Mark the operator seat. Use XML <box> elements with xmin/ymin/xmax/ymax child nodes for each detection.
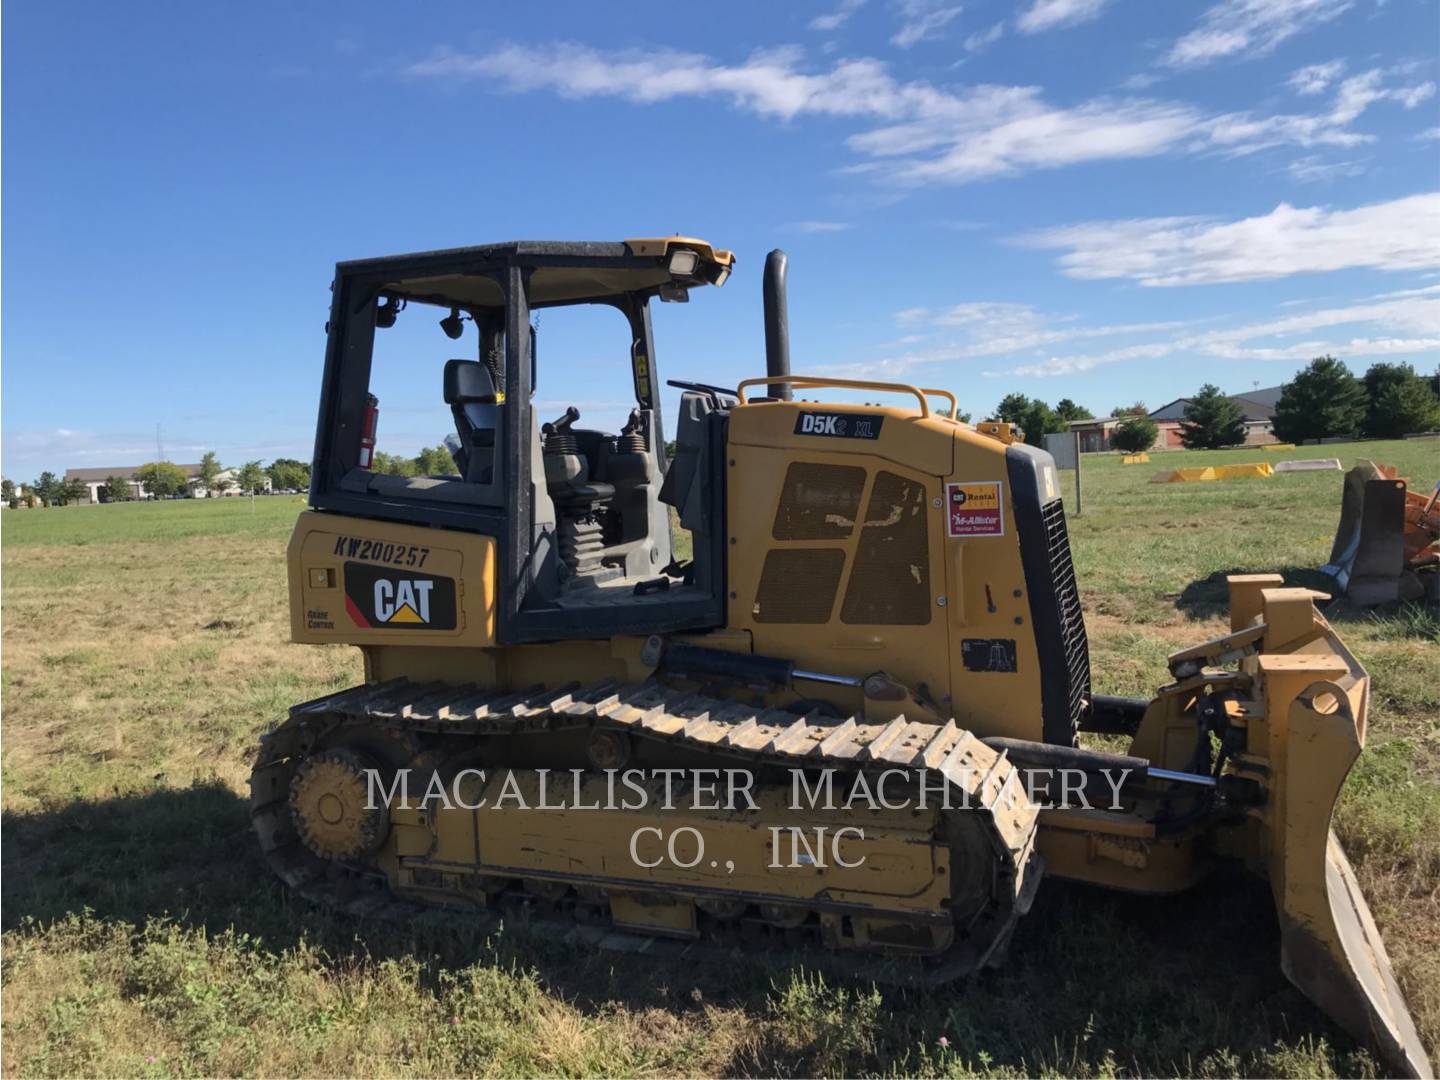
<box><xmin>444</xmin><ymin>359</ymin><xmax>501</xmax><ymax>484</ymax></box>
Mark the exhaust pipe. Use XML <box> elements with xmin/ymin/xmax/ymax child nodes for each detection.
<box><xmin>763</xmin><ymin>249</ymin><xmax>792</xmax><ymax>401</ymax></box>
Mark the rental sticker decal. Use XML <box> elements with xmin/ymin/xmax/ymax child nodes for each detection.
<box><xmin>946</xmin><ymin>481</ymin><xmax>1004</xmax><ymax>538</ymax></box>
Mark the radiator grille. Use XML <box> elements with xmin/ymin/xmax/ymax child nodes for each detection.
<box><xmin>753</xmin><ymin>548</ymin><xmax>846</xmax><ymax>623</ymax></box>
<box><xmin>772</xmin><ymin>462</ymin><xmax>866</xmax><ymax>540</ymax></box>
<box><xmin>841</xmin><ymin>471</ymin><xmax>931</xmax><ymax>625</ymax></box>
<box><xmin>1042</xmin><ymin>497</ymin><xmax>1091</xmax><ymax>734</ymax></box>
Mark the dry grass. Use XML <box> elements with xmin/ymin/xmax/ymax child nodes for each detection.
<box><xmin>2</xmin><ymin>441</ymin><xmax>1437</xmax><ymax>1078</ymax></box>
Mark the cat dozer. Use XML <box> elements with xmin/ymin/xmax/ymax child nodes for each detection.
<box><xmin>253</xmin><ymin>239</ymin><xmax>1430</xmax><ymax>1077</ymax></box>
<box><xmin>1321</xmin><ymin>461</ymin><xmax>1440</xmax><ymax>606</ymax></box>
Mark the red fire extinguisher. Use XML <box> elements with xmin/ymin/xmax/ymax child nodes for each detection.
<box><xmin>359</xmin><ymin>394</ymin><xmax>379</xmax><ymax>469</ymax></box>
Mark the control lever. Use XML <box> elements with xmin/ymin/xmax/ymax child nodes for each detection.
<box><xmin>542</xmin><ymin>406</ymin><xmax>580</xmax><ymax>437</ymax></box>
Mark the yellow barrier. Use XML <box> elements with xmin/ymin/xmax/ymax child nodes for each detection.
<box><xmin>1151</xmin><ymin>462</ymin><xmax>1274</xmax><ymax>483</ymax></box>
<box><xmin>1214</xmin><ymin>462</ymin><xmax>1274</xmax><ymax>479</ymax></box>
<box><xmin>1152</xmin><ymin>467</ymin><xmax>1216</xmax><ymax>483</ymax></box>
<box><xmin>1263</xmin><ymin>443</ymin><xmax>1296</xmax><ymax>451</ymax></box>
<box><xmin>1121</xmin><ymin>453</ymin><xmax>1150</xmax><ymax>464</ymax></box>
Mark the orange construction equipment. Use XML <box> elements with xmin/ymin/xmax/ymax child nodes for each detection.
<box><xmin>1321</xmin><ymin>461</ymin><xmax>1440</xmax><ymax>605</ymax></box>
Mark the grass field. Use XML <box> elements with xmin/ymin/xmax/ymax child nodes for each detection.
<box><xmin>3</xmin><ymin>441</ymin><xmax>1437</xmax><ymax>1078</ymax></box>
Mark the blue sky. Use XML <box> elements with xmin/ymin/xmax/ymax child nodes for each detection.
<box><xmin>4</xmin><ymin>0</ymin><xmax>1438</xmax><ymax>478</ymax></box>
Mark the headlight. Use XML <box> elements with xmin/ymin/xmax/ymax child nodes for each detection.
<box><xmin>667</xmin><ymin>249</ymin><xmax>699</xmax><ymax>276</ymax></box>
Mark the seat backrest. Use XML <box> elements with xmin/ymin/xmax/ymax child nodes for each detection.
<box><xmin>444</xmin><ymin>358</ymin><xmax>498</xmax><ymax>404</ymax></box>
<box><xmin>444</xmin><ymin>359</ymin><xmax>501</xmax><ymax>483</ymax></box>
<box><xmin>659</xmin><ymin>390</ymin><xmax>716</xmax><ymax>532</ymax></box>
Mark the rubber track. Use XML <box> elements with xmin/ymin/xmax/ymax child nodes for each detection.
<box><xmin>250</xmin><ymin>678</ymin><xmax>1044</xmax><ymax>982</ymax></box>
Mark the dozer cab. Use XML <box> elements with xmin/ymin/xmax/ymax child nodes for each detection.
<box><xmin>253</xmin><ymin>238</ymin><xmax>1430</xmax><ymax>1077</ymax></box>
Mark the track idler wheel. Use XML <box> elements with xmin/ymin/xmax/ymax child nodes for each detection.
<box><xmin>289</xmin><ymin>749</ymin><xmax>390</xmax><ymax>861</ymax></box>
<box><xmin>758</xmin><ymin>903</ymin><xmax>809</xmax><ymax>928</ymax></box>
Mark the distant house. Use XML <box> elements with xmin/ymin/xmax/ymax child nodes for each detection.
<box><xmin>1149</xmin><ymin>387</ymin><xmax>1281</xmax><ymax>448</ymax></box>
<box><xmin>61</xmin><ymin>464</ymin><xmax>273</xmax><ymax>503</ymax></box>
<box><xmin>1067</xmin><ymin>416</ymin><xmax>1122</xmax><ymax>453</ymax></box>
<box><xmin>63</xmin><ymin>464</ymin><xmax>204</xmax><ymax>504</ymax></box>
<box><xmin>1066</xmin><ymin>386</ymin><xmax>1283</xmax><ymax>453</ymax></box>
<box><xmin>208</xmin><ymin>467</ymin><xmax>272</xmax><ymax>496</ymax></box>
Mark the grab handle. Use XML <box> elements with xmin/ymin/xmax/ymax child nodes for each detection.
<box><xmin>736</xmin><ymin>374</ymin><xmax>933</xmax><ymax>419</ymax></box>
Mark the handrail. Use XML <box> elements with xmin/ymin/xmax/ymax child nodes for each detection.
<box><xmin>736</xmin><ymin>374</ymin><xmax>938</xmax><ymax>419</ymax></box>
<box><xmin>920</xmin><ymin>387</ymin><xmax>960</xmax><ymax>421</ymax></box>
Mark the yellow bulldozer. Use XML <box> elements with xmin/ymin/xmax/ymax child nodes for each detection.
<box><xmin>251</xmin><ymin>238</ymin><xmax>1430</xmax><ymax>1077</ymax></box>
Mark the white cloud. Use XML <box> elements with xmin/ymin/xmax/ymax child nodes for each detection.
<box><xmin>1286</xmin><ymin>154</ymin><xmax>1367</xmax><ymax>181</ymax></box>
<box><xmin>1287</xmin><ymin>58</ymin><xmax>1345</xmax><ymax>95</ymax></box>
<box><xmin>782</xmin><ymin>220</ymin><xmax>854</xmax><ymax>232</ymax></box>
<box><xmin>929</xmin><ymin>306</ymin><xmax>1192</xmax><ymax>356</ymax></box>
<box><xmin>1018</xmin><ymin>192</ymin><xmax>1440</xmax><ymax>285</ymax></box>
<box><xmin>404</xmin><ymin>44</ymin><xmax>1430</xmax><ymax>188</ymax></box>
<box><xmin>405</xmin><ymin>44</ymin><xmax>938</xmax><ymax>121</ymax></box>
<box><xmin>851</xmin><ymin>94</ymin><xmax>1204</xmax><ymax>184</ymax></box>
<box><xmin>1330</xmin><ymin>69</ymin><xmax>1434</xmax><ymax>123</ymax></box>
<box><xmin>811</xmin><ymin>0</ymin><xmax>866</xmax><ymax>32</ymax></box>
<box><xmin>964</xmin><ymin>20</ymin><xmax>1006</xmax><ymax>52</ymax></box>
<box><xmin>891</xmin><ymin>0</ymin><xmax>964</xmax><ymax>47</ymax></box>
<box><xmin>997</xmin><ymin>290</ymin><xmax>1440</xmax><ymax>375</ymax></box>
<box><xmin>1199</xmin><ymin>68</ymin><xmax>1434</xmax><ymax>157</ymax></box>
<box><xmin>1016</xmin><ymin>0</ymin><xmax>1111</xmax><ymax>34</ymax></box>
<box><xmin>1395</xmin><ymin>82</ymin><xmax>1437</xmax><ymax>109</ymax></box>
<box><xmin>1417</xmin><ymin>126</ymin><xmax>1440</xmax><ymax>141</ymax></box>
<box><xmin>1117</xmin><ymin>72</ymin><xmax>1162</xmax><ymax>91</ymax></box>
<box><xmin>825</xmin><ymin>287</ymin><xmax>1440</xmax><ymax>383</ymax></box>
<box><xmin>0</xmin><ymin>427</ymin><xmax>308</xmax><ymax>477</ymax></box>
<box><xmin>1164</xmin><ymin>0</ymin><xmax>1354</xmax><ymax>68</ymax></box>
<box><xmin>866</xmin><ymin>303</ymin><xmax>1199</xmax><ymax>376</ymax></box>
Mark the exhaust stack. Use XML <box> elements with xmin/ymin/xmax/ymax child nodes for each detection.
<box><xmin>763</xmin><ymin>249</ymin><xmax>792</xmax><ymax>401</ymax></box>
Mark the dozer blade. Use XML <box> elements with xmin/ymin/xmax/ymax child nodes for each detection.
<box><xmin>1320</xmin><ymin>462</ymin><xmax>1413</xmax><ymax>605</ymax></box>
<box><xmin>1280</xmin><ymin>831</ymin><xmax>1432</xmax><ymax>1079</ymax></box>
<box><xmin>1231</xmin><ymin>580</ymin><xmax>1432</xmax><ymax>1076</ymax></box>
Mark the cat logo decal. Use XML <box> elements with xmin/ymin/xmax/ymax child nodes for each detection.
<box><xmin>342</xmin><ymin>561</ymin><xmax>457</xmax><ymax>630</ymax></box>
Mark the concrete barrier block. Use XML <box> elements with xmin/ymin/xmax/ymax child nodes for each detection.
<box><xmin>1274</xmin><ymin>458</ymin><xmax>1342</xmax><ymax>473</ymax></box>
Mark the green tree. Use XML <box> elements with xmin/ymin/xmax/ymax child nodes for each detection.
<box><xmin>34</xmin><ymin>471</ymin><xmax>60</xmax><ymax>505</ymax></box>
<box><xmin>58</xmin><ymin>477</ymin><xmax>88</xmax><ymax>505</ymax></box>
<box><xmin>1111</xmin><ymin>416</ymin><xmax>1159</xmax><ymax>453</ymax></box>
<box><xmin>1110</xmin><ymin>402</ymin><xmax>1147</xmax><ymax>418</ymax></box>
<box><xmin>994</xmin><ymin>393</ymin><xmax>1031</xmax><ymax>425</ymax></box>
<box><xmin>1179</xmin><ymin>384</ymin><xmax>1247</xmax><ymax>449</ymax></box>
<box><xmin>236</xmin><ymin>460</ymin><xmax>268</xmax><ymax>494</ymax></box>
<box><xmin>371</xmin><ymin>451</ymin><xmax>418</xmax><ymax>477</ymax></box>
<box><xmin>1</xmin><ymin>478</ymin><xmax>14</xmax><ymax>505</ymax></box>
<box><xmin>1361</xmin><ymin>362</ymin><xmax>1440</xmax><ymax>438</ymax></box>
<box><xmin>993</xmin><ymin>393</ymin><xmax>1065</xmax><ymax>447</ymax></box>
<box><xmin>1272</xmin><ymin>356</ymin><xmax>1367</xmax><ymax>444</ymax></box>
<box><xmin>134</xmin><ymin>461</ymin><xmax>190</xmax><ymax>499</ymax></box>
<box><xmin>266</xmin><ymin>457</ymin><xmax>310</xmax><ymax>491</ymax></box>
<box><xmin>103</xmin><ymin>475</ymin><xmax>132</xmax><ymax>503</ymax></box>
<box><xmin>1055</xmin><ymin>398</ymin><xmax>1094</xmax><ymax>422</ymax></box>
<box><xmin>197</xmin><ymin>451</ymin><xmax>221</xmax><ymax>493</ymax></box>
<box><xmin>415</xmin><ymin>444</ymin><xmax>460</xmax><ymax>476</ymax></box>
<box><xmin>1020</xmin><ymin>400</ymin><xmax>1065</xmax><ymax>448</ymax></box>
